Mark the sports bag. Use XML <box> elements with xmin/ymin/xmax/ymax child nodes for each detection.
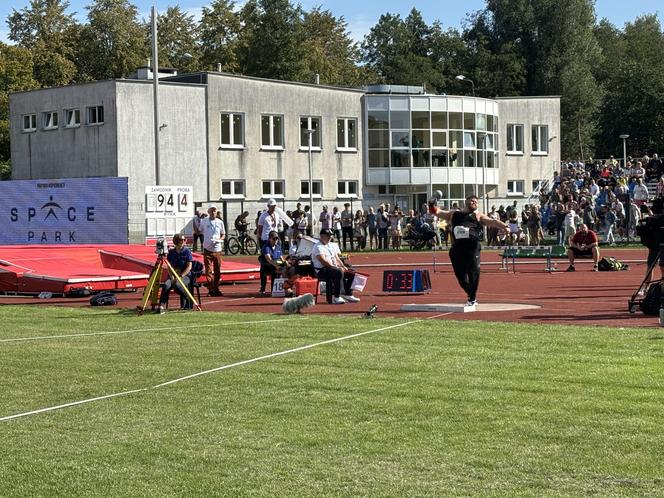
<box><xmin>597</xmin><ymin>256</ymin><xmax>628</xmax><ymax>271</ymax></box>
<box><xmin>90</xmin><ymin>292</ymin><xmax>118</xmax><ymax>306</ymax></box>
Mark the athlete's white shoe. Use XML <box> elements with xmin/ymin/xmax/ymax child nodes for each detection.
<box><xmin>332</xmin><ymin>296</ymin><xmax>346</xmax><ymax>304</ymax></box>
<box><xmin>342</xmin><ymin>295</ymin><xmax>360</xmax><ymax>303</ymax></box>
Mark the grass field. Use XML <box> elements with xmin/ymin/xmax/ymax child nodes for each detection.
<box><xmin>1</xmin><ymin>306</ymin><xmax>664</xmax><ymax>497</ymax></box>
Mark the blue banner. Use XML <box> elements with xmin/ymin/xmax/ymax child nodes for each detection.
<box><xmin>2</xmin><ymin>177</ymin><xmax>128</xmax><ymax>244</ymax></box>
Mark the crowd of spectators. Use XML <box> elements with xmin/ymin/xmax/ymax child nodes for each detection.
<box><xmin>192</xmin><ymin>152</ymin><xmax>662</xmax><ymax>253</ymax></box>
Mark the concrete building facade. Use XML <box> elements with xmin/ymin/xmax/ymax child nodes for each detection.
<box><xmin>9</xmin><ymin>72</ymin><xmax>560</xmax><ymax>241</ymax></box>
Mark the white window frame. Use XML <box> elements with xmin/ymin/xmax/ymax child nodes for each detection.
<box><xmin>338</xmin><ymin>180</ymin><xmax>359</xmax><ymax>198</ymax></box>
<box><xmin>64</xmin><ymin>108</ymin><xmax>81</xmax><ymax>128</ymax></box>
<box><xmin>22</xmin><ymin>113</ymin><xmax>37</xmax><ymax>132</ymax></box>
<box><xmin>42</xmin><ymin>110</ymin><xmax>58</xmax><ymax>130</ymax></box>
<box><xmin>531</xmin><ymin>124</ymin><xmax>549</xmax><ymax>155</ymax></box>
<box><xmin>220</xmin><ymin>112</ymin><xmax>244</xmax><ymax>149</ymax></box>
<box><xmin>299</xmin><ymin>116</ymin><xmax>322</xmax><ymax>151</ymax></box>
<box><xmin>262</xmin><ymin>180</ymin><xmax>285</xmax><ymax>199</ymax></box>
<box><xmin>87</xmin><ymin>105</ymin><xmax>104</xmax><ymax>125</ymax></box>
<box><xmin>506</xmin><ymin>124</ymin><xmax>524</xmax><ymax>155</ymax></box>
<box><xmin>336</xmin><ymin>117</ymin><xmax>357</xmax><ymax>151</ymax></box>
<box><xmin>220</xmin><ymin>180</ymin><xmax>245</xmax><ymax>199</ymax></box>
<box><xmin>507</xmin><ymin>180</ymin><xmax>525</xmax><ymax>196</ymax></box>
<box><xmin>300</xmin><ymin>180</ymin><xmax>323</xmax><ymax>198</ymax></box>
<box><xmin>261</xmin><ymin>114</ymin><xmax>284</xmax><ymax>150</ymax></box>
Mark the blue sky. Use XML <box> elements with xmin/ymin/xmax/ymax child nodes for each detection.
<box><xmin>1</xmin><ymin>0</ymin><xmax>662</xmax><ymax>44</ymax></box>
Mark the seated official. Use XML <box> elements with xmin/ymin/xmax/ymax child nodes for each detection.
<box><xmin>158</xmin><ymin>233</ymin><xmax>193</xmax><ymax>313</ymax></box>
<box><xmin>259</xmin><ymin>230</ymin><xmax>286</xmax><ymax>296</ymax></box>
<box><xmin>311</xmin><ymin>228</ymin><xmax>360</xmax><ymax>305</ymax></box>
<box><xmin>567</xmin><ymin>223</ymin><xmax>600</xmax><ymax>272</ymax></box>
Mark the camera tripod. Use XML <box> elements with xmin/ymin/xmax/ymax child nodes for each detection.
<box><xmin>137</xmin><ymin>253</ymin><xmax>201</xmax><ymax>315</ymax></box>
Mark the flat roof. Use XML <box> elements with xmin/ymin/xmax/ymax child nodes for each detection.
<box><xmin>9</xmin><ymin>78</ymin><xmax>206</xmax><ymax>97</ymax></box>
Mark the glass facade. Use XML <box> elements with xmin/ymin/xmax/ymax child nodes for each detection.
<box><xmin>366</xmin><ymin>96</ymin><xmax>499</xmax><ymax>170</ymax></box>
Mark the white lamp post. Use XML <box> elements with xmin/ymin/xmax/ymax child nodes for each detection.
<box><xmin>151</xmin><ymin>6</ymin><xmax>160</xmax><ymax>185</ymax></box>
<box><xmin>455</xmin><ymin>74</ymin><xmax>475</xmax><ymax>96</ymax></box>
<box><xmin>619</xmin><ymin>134</ymin><xmax>629</xmax><ymax>168</ymax></box>
<box><xmin>304</xmin><ymin>128</ymin><xmax>315</xmax><ymax>234</ymax></box>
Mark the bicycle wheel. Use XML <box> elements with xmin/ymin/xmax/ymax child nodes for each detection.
<box><xmin>244</xmin><ymin>237</ymin><xmax>258</xmax><ymax>255</ymax></box>
<box><xmin>227</xmin><ymin>237</ymin><xmax>241</xmax><ymax>255</ymax></box>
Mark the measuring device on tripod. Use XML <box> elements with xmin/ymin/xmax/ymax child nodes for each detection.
<box><xmin>137</xmin><ymin>238</ymin><xmax>201</xmax><ymax>315</ymax></box>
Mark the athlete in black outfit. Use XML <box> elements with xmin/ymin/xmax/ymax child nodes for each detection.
<box><xmin>432</xmin><ymin>195</ymin><xmax>508</xmax><ymax>306</ymax></box>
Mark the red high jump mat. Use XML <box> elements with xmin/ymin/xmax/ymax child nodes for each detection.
<box><xmin>0</xmin><ymin>245</ymin><xmax>259</xmax><ymax>295</ymax></box>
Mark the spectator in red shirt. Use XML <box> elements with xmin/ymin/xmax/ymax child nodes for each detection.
<box><xmin>566</xmin><ymin>224</ymin><xmax>600</xmax><ymax>272</ymax></box>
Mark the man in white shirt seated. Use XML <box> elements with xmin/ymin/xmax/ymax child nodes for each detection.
<box><xmin>311</xmin><ymin>228</ymin><xmax>360</xmax><ymax>304</ymax></box>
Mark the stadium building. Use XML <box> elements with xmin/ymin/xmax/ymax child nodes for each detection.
<box><xmin>9</xmin><ymin>70</ymin><xmax>560</xmax><ymax>242</ymax></box>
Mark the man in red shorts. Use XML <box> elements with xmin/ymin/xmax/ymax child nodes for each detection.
<box><xmin>567</xmin><ymin>223</ymin><xmax>600</xmax><ymax>271</ymax></box>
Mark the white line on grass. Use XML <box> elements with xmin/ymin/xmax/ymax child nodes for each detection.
<box><xmin>0</xmin><ymin>317</ymin><xmax>303</xmax><ymax>344</ymax></box>
<box><xmin>0</xmin><ymin>312</ymin><xmax>450</xmax><ymax>422</ymax></box>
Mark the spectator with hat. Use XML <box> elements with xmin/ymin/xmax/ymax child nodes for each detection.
<box><xmin>340</xmin><ymin>202</ymin><xmax>354</xmax><ymax>251</ymax></box>
<box><xmin>257</xmin><ymin>198</ymin><xmax>287</xmax><ymax>249</ymax></box>
<box><xmin>312</xmin><ymin>228</ymin><xmax>360</xmax><ymax>304</ymax></box>
<box><xmin>201</xmin><ymin>205</ymin><xmax>225</xmax><ymax>296</ymax></box>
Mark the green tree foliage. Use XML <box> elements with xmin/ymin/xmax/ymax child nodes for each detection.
<box><xmin>301</xmin><ymin>7</ymin><xmax>366</xmax><ymax>87</ymax></box>
<box><xmin>151</xmin><ymin>6</ymin><xmax>201</xmax><ymax>73</ymax></box>
<box><xmin>75</xmin><ymin>0</ymin><xmax>147</xmax><ymax>81</ymax></box>
<box><xmin>0</xmin><ymin>43</ymin><xmax>39</xmax><ymax>178</ymax></box>
<box><xmin>362</xmin><ymin>9</ymin><xmax>442</xmax><ymax>89</ymax></box>
<box><xmin>465</xmin><ymin>0</ymin><xmax>603</xmax><ymax>158</ymax></box>
<box><xmin>199</xmin><ymin>0</ymin><xmax>241</xmax><ymax>72</ymax></box>
<box><xmin>594</xmin><ymin>15</ymin><xmax>664</xmax><ymax>157</ymax></box>
<box><xmin>7</xmin><ymin>0</ymin><xmax>78</xmax><ymax>87</ymax></box>
<box><xmin>237</xmin><ymin>0</ymin><xmax>308</xmax><ymax>81</ymax></box>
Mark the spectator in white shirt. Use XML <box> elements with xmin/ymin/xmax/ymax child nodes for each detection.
<box><xmin>312</xmin><ymin>229</ymin><xmax>360</xmax><ymax>305</ymax></box>
<box><xmin>201</xmin><ymin>205</ymin><xmax>226</xmax><ymax>296</ymax></box>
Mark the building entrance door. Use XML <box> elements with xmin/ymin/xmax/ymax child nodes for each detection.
<box><xmin>395</xmin><ymin>195</ymin><xmax>410</xmax><ymax>212</ymax></box>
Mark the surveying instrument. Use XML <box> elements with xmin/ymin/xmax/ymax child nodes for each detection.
<box><xmin>137</xmin><ymin>237</ymin><xmax>201</xmax><ymax>315</ymax></box>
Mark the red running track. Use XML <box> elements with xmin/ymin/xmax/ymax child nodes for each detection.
<box><xmin>1</xmin><ymin>247</ymin><xmax>659</xmax><ymax>329</ymax></box>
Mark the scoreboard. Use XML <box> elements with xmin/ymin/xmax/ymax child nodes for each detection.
<box><xmin>382</xmin><ymin>270</ymin><xmax>432</xmax><ymax>293</ymax></box>
<box><xmin>145</xmin><ymin>186</ymin><xmax>193</xmax><ymax>238</ymax></box>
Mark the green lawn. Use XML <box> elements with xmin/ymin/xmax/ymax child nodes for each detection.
<box><xmin>1</xmin><ymin>306</ymin><xmax>663</xmax><ymax>496</ymax></box>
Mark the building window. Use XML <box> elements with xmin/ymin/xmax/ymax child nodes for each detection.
<box><xmin>338</xmin><ymin>180</ymin><xmax>358</xmax><ymax>197</ymax></box>
<box><xmin>22</xmin><ymin>114</ymin><xmax>36</xmax><ymax>132</ymax></box>
<box><xmin>507</xmin><ymin>180</ymin><xmax>525</xmax><ymax>196</ymax></box>
<box><xmin>42</xmin><ymin>111</ymin><xmax>58</xmax><ymax>130</ymax></box>
<box><xmin>64</xmin><ymin>108</ymin><xmax>81</xmax><ymax>128</ymax></box>
<box><xmin>221</xmin><ymin>180</ymin><xmax>245</xmax><ymax>198</ymax></box>
<box><xmin>87</xmin><ymin>105</ymin><xmax>104</xmax><ymax>125</ymax></box>
<box><xmin>507</xmin><ymin>124</ymin><xmax>524</xmax><ymax>154</ymax></box>
<box><xmin>378</xmin><ymin>184</ymin><xmax>396</xmax><ymax>194</ymax></box>
<box><xmin>300</xmin><ymin>180</ymin><xmax>322</xmax><ymax>197</ymax></box>
<box><xmin>532</xmin><ymin>180</ymin><xmax>545</xmax><ymax>193</ymax></box>
<box><xmin>300</xmin><ymin>116</ymin><xmax>321</xmax><ymax>149</ymax></box>
<box><xmin>336</xmin><ymin>118</ymin><xmax>357</xmax><ymax>150</ymax></box>
<box><xmin>261</xmin><ymin>114</ymin><xmax>284</xmax><ymax>149</ymax></box>
<box><xmin>532</xmin><ymin>124</ymin><xmax>549</xmax><ymax>154</ymax></box>
<box><xmin>220</xmin><ymin>112</ymin><xmax>243</xmax><ymax>147</ymax></box>
<box><xmin>262</xmin><ymin>180</ymin><xmax>285</xmax><ymax>198</ymax></box>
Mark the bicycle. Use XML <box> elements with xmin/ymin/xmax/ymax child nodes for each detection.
<box><xmin>226</xmin><ymin>230</ymin><xmax>258</xmax><ymax>255</ymax></box>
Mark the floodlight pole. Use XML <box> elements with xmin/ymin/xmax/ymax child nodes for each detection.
<box><xmin>619</xmin><ymin>134</ymin><xmax>630</xmax><ymax>244</ymax></box>
<box><xmin>151</xmin><ymin>6</ymin><xmax>160</xmax><ymax>185</ymax></box>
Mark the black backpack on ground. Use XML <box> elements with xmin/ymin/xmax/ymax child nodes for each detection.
<box><xmin>640</xmin><ymin>282</ymin><xmax>662</xmax><ymax>316</ymax></box>
<box><xmin>90</xmin><ymin>292</ymin><xmax>117</xmax><ymax>306</ymax></box>
<box><xmin>597</xmin><ymin>257</ymin><xmax>629</xmax><ymax>271</ymax></box>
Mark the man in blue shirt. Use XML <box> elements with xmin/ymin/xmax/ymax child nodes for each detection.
<box><xmin>259</xmin><ymin>230</ymin><xmax>285</xmax><ymax>296</ymax></box>
<box><xmin>158</xmin><ymin>233</ymin><xmax>193</xmax><ymax>313</ymax></box>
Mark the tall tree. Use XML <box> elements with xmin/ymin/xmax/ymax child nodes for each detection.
<box><xmin>199</xmin><ymin>0</ymin><xmax>241</xmax><ymax>72</ymax></box>
<box><xmin>75</xmin><ymin>0</ymin><xmax>147</xmax><ymax>81</ymax></box>
<box><xmin>595</xmin><ymin>15</ymin><xmax>664</xmax><ymax>157</ymax></box>
<box><xmin>7</xmin><ymin>0</ymin><xmax>78</xmax><ymax>87</ymax></box>
<box><xmin>465</xmin><ymin>0</ymin><xmax>603</xmax><ymax>158</ymax></box>
<box><xmin>301</xmin><ymin>7</ymin><xmax>365</xmax><ymax>86</ymax></box>
<box><xmin>152</xmin><ymin>6</ymin><xmax>201</xmax><ymax>72</ymax></box>
<box><xmin>237</xmin><ymin>0</ymin><xmax>308</xmax><ymax>81</ymax></box>
<box><xmin>0</xmin><ymin>43</ymin><xmax>39</xmax><ymax>179</ymax></box>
